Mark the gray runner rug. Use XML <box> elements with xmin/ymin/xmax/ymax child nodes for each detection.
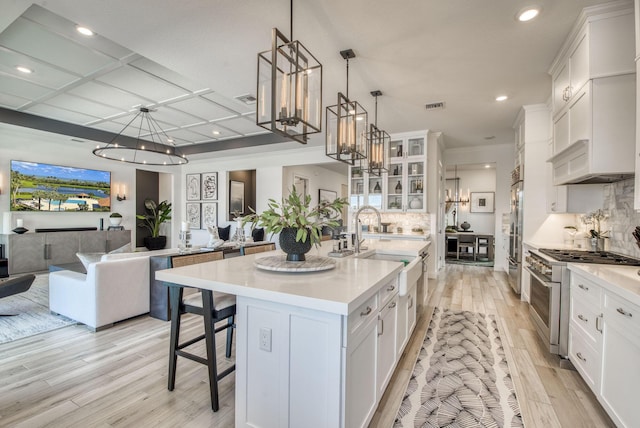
<box><xmin>394</xmin><ymin>307</ymin><xmax>523</xmax><ymax>427</ymax></box>
<box><xmin>0</xmin><ymin>273</ymin><xmax>75</xmax><ymax>344</ymax></box>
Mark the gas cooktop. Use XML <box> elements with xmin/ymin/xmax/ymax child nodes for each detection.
<box><xmin>538</xmin><ymin>248</ymin><xmax>640</xmax><ymax>266</ymax></box>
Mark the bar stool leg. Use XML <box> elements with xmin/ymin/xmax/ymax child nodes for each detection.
<box><xmin>168</xmin><ymin>286</ymin><xmax>183</xmax><ymax>391</ymax></box>
<box><xmin>226</xmin><ymin>315</ymin><xmax>234</xmax><ymax>358</ymax></box>
<box><xmin>202</xmin><ymin>290</ymin><xmax>220</xmax><ymax>411</ymax></box>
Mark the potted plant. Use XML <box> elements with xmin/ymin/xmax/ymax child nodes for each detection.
<box><xmin>243</xmin><ymin>186</ymin><xmax>347</xmax><ymax>261</ymax></box>
<box><xmin>109</xmin><ymin>212</ymin><xmax>123</xmax><ymax>226</ymax></box>
<box><xmin>136</xmin><ymin>199</ymin><xmax>172</xmax><ymax>250</ymax></box>
<box><xmin>581</xmin><ymin>209</ymin><xmax>608</xmax><ymax>251</ymax></box>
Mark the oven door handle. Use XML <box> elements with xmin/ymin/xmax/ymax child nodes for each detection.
<box><xmin>524</xmin><ymin>265</ymin><xmax>555</xmax><ymax>287</ymax></box>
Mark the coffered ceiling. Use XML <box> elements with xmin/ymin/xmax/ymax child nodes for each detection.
<box><xmin>0</xmin><ymin>0</ymin><xmax>612</xmax><ymax>156</ymax></box>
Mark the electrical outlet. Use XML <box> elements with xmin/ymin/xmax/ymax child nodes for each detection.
<box><xmin>259</xmin><ymin>327</ymin><xmax>272</xmax><ymax>352</ymax></box>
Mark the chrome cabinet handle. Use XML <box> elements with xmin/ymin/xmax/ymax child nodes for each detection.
<box><xmin>576</xmin><ymin>352</ymin><xmax>586</xmax><ymax>362</ymax></box>
<box><xmin>378</xmin><ymin>317</ymin><xmax>384</xmax><ymax>336</ymax></box>
<box><xmin>596</xmin><ymin>314</ymin><xmax>603</xmax><ymax>333</ymax></box>
<box><xmin>408</xmin><ymin>296</ymin><xmax>413</xmax><ymax>309</ymax></box>
<box><xmin>578</xmin><ymin>284</ymin><xmax>589</xmax><ymax>291</ymax></box>
<box><xmin>360</xmin><ymin>306</ymin><xmax>372</xmax><ymax>317</ymax></box>
<box><xmin>617</xmin><ymin>308</ymin><xmax>633</xmax><ymax>318</ymax></box>
<box><xmin>577</xmin><ymin>314</ymin><xmax>588</xmax><ymax>323</ymax></box>
<box><xmin>388</xmin><ymin>301</ymin><xmax>396</xmax><ymax>309</ymax></box>
<box><xmin>387</xmin><ymin>285</ymin><xmax>395</xmax><ymax>292</ymax></box>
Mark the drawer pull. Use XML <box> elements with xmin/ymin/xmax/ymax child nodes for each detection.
<box><xmin>387</xmin><ymin>285</ymin><xmax>396</xmax><ymax>292</ymax></box>
<box><xmin>578</xmin><ymin>284</ymin><xmax>589</xmax><ymax>291</ymax></box>
<box><xmin>577</xmin><ymin>314</ymin><xmax>588</xmax><ymax>323</ymax></box>
<box><xmin>596</xmin><ymin>314</ymin><xmax>603</xmax><ymax>333</ymax></box>
<box><xmin>576</xmin><ymin>352</ymin><xmax>586</xmax><ymax>362</ymax></box>
<box><xmin>616</xmin><ymin>308</ymin><xmax>633</xmax><ymax>318</ymax></box>
<box><xmin>388</xmin><ymin>301</ymin><xmax>397</xmax><ymax>309</ymax></box>
<box><xmin>378</xmin><ymin>317</ymin><xmax>384</xmax><ymax>336</ymax></box>
<box><xmin>408</xmin><ymin>296</ymin><xmax>413</xmax><ymax>309</ymax></box>
<box><xmin>360</xmin><ymin>306</ymin><xmax>372</xmax><ymax>317</ymax></box>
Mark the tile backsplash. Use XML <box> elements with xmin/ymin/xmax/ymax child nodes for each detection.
<box><xmin>603</xmin><ymin>178</ymin><xmax>640</xmax><ymax>258</ymax></box>
<box><xmin>352</xmin><ymin>212</ymin><xmax>430</xmax><ymax>234</ymax></box>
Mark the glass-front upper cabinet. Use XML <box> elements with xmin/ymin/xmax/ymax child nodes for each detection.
<box><xmin>349</xmin><ymin>166</ymin><xmax>365</xmax><ymax>211</ymax></box>
<box><xmin>385</xmin><ymin>133</ymin><xmax>427</xmax><ymax>212</ymax></box>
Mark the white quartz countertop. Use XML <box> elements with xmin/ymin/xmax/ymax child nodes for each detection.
<box><xmin>155</xmin><ymin>240</ymin><xmax>429</xmax><ymax>316</ymax></box>
<box><xmin>568</xmin><ymin>263</ymin><xmax>640</xmax><ymax>307</ymax></box>
<box><xmin>362</xmin><ymin>232</ymin><xmax>429</xmax><ymax>240</ymax></box>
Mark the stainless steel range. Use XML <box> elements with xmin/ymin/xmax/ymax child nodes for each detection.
<box><xmin>524</xmin><ymin>249</ymin><xmax>640</xmax><ymax>358</ymax></box>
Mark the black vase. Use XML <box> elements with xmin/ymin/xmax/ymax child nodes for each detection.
<box><xmin>144</xmin><ymin>236</ymin><xmax>167</xmax><ymax>250</ymax></box>
<box><xmin>279</xmin><ymin>227</ymin><xmax>312</xmax><ymax>262</ymax></box>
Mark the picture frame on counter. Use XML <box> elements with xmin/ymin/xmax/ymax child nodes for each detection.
<box><xmin>470</xmin><ymin>191</ymin><xmax>495</xmax><ymax>213</ymax></box>
<box><xmin>186</xmin><ymin>173</ymin><xmax>201</xmax><ymax>201</ymax></box>
<box><xmin>186</xmin><ymin>202</ymin><xmax>201</xmax><ymax>229</ymax></box>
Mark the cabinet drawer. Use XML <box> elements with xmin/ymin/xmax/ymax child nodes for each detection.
<box><xmin>569</xmin><ymin>328</ymin><xmax>600</xmax><ymax>392</ymax></box>
<box><xmin>378</xmin><ymin>279</ymin><xmax>398</xmax><ymax>307</ymax></box>
<box><xmin>604</xmin><ymin>292</ymin><xmax>640</xmax><ymax>339</ymax></box>
<box><xmin>348</xmin><ymin>294</ymin><xmax>378</xmax><ymax>337</ymax></box>
<box><xmin>571</xmin><ymin>273</ymin><xmax>601</xmax><ymax>308</ymax></box>
<box><xmin>570</xmin><ymin>295</ymin><xmax>601</xmax><ymax>346</ymax></box>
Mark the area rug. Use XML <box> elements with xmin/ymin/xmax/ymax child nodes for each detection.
<box><xmin>394</xmin><ymin>307</ymin><xmax>522</xmax><ymax>427</ymax></box>
<box><xmin>0</xmin><ymin>273</ymin><xmax>76</xmax><ymax>344</ymax></box>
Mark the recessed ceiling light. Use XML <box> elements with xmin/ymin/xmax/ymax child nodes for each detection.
<box><xmin>485</xmin><ymin>164</ymin><xmax>491</xmax><ymax>168</ymax></box>
<box><xmin>518</xmin><ymin>7</ymin><xmax>540</xmax><ymax>22</ymax></box>
<box><xmin>495</xmin><ymin>95</ymin><xmax>508</xmax><ymax>102</ymax></box>
<box><xmin>16</xmin><ymin>66</ymin><xmax>33</xmax><ymax>74</ymax></box>
<box><xmin>76</xmin><ymin>26</ymin><xmax>94</xmax><ymax>36</ymax></box>
<box><xmin>212</xmin><ymin>130</ymin><xmax>221</xmax><ymax>135</ymax></box>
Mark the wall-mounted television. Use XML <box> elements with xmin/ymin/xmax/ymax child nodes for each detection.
<box><xmin>10</xmin><ymin>160</ymin><xmax>111</xmax><ymax>212</ymax></box>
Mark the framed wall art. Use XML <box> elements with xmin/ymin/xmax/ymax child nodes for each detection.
<box><xmin>186</xmin><ymin>173</ymin><xmax>201</xmax><ymax>201</ymax></box>
<box><xmin>201</xmin><ymin>202</ymin><xmax>218</xmax><ymax>228</ymax></box>
<box><xmin>186</xmin><ymin>202</ymin><xmax>201</xmax><ymax>229</ymax></box>
<box><xmin>229</xmin><ymin>180</ymin><xmax>245</xmax><ymax>217</ymax></box>
<box><xmin>319</xmin><ymin>189</ymin><xmax>337</xmax><ymax>203</ymax></box>
<box><xmin>202</xmin><ymin>172</ymin><xmax>218</xmax><ymax>200</ymax></box>
<box><xmin>470</xmin><ymin>191</ymin><xmax>495</xmax><ymax>213</ymax></box>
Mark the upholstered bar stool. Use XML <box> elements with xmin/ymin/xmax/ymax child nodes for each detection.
<box><xmin>166</xmin><ymin>252</ymin><xmax>236</xmax><ymax>412</ymax></box>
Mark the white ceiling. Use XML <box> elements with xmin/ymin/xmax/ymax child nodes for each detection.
<box><xmin>0</xmin><ymin>0</ymin><xmax>613</xmax><ymax>156</ymax></box>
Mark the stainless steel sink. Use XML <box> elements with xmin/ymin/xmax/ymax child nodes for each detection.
<box><xmin>357</xmin><ymin>251</ymin><xmax>422</xmax><ymax>296</ymax></box>
<box><xmin>359</xmin><ymin>253</ymin><xmax>412</xmax><ymax>264</ymax></box>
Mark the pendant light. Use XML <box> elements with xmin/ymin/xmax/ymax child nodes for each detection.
<box><xmin>325</xmin><ymin>49</ymin><xmax>368</xmax><ymax>165</ymax></box>
<box><xmin>256</xmin><ymin>0</ymin><xmax>322</xmax><ymax>144</ymax></box>
<box><xmin>366</xmin><ymin>90</ymin><xmax>390</xmax><ymax>176</ymax></box>
<box><xmin>92</xmin><ymin>107</ymin><xmax>188</xmax><ymax>165</ymax></box>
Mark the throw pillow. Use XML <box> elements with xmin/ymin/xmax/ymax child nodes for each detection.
<box><xmin>218</xmin><ymin>225</ymin><xmax>231</xmax><ymax>241</ymax></box>
<box><xmin>108</xmin><ymin>243</ymin><xmax>131</xmax><ymax>254</ymax></box>
<box><xmin>251</xmin><ymin>228</ymin><xmax>265</xmax><ymax>242</ymax></box>
<box><xmin>76</xmin><ymin>252</ymin><xmax>105</xmax><ymax>271</ymax></box>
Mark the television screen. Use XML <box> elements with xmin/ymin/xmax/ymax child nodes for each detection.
<box><xmin>10</xmin><ymin>160</ymin><xmax>111</xmax><ymax>212</ymax></box>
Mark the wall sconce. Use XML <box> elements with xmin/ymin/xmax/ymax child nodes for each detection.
<box><xmin>116</xmin><ymin>184</ymin><xmax>127</xmax><ymax>201</ymax></box>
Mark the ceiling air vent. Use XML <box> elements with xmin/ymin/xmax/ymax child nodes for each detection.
<box><xmin>425</xmin><ymin>102</ymin><xmax>445</xmax><ymax>111</ymax></box>
<box><xmin>235</xmin><ymin>94</ymin><xmax>257</xmax><ymax>105</ymax></box>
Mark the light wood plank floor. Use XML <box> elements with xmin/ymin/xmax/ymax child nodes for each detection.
<box><xmin>0</xmin><ymin>265</ymin><xmax>615</xmax><ymax>428</ymax></box>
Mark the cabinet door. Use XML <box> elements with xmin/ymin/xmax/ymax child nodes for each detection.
<box><xmin>377</xmin><ymin>296</ymin><xmax>398</xmax><ymax>397</ymax></box>
<box><xmin>569</xmin><ymin>32</ymin><xmax>589</xmax><ymax>99</ymax></box>
<box><xmin>345</xmin><ymin>317</ymin><xmax>378</xmax><ymax>428</ymax></box>
<box><xmin>407</xmin><ymin>286</ymin><xmax>417</xmax><ymax>334</ymax></box>
<box><xmin>8</xmin><ymin>234</ymin><xmax>47</xmax><ymax>273</ymax></box>
<box><xmin>80</xmin><ymin>231</ymin><xmax>108</xmax><ymax>253</ymax></box>
<box><xmin>568</xmin><ymin>84</ymin><xmax>591</xmax><ymax>147</ymax></box>
<box><xmin>386</xmin><ymin>162</ymin><xmax>403</xmax><ymax>211</ymax></box>
<box><xmin>553</xmin><ymin>61</ymin><xmax>571</xmax><ymax>115</ymax></box>
<box><xmin>600</xmin><ymin>322</ymin><xmax>640</xmax><ymax>427</ymax></box>
<box><xmin>367</xmin><ymin>175</ymin><xmax>383</xmax><ymax>210</ymax></box>
<box><xmin>406</xmin><ymin>160</ymin><xmax>425</xmax><ymax>212</ymax></box>
<box><xmin>349</xmin><ymin>167</ymin><xmax>365</xmax><ymax>211</ymax></box>
<box><xmin>397</xmin><ymin>293</ymin><xmax>409</xmax><ymax>355</ymax></box>
<box><xmin>553</xmin><ymin>109</ymin><xmax>570</xmax><ymax>154</ymax></box>
<box><xmin>46</xmin><ymin>232</ymin><xmax>80</xmax><ymax>265</ymax></box>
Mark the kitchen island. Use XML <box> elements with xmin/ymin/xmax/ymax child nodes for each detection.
<box><xmin>155</xmin><ymin>239</ymin><xmax>430</xmax><ymax>428</ymax></box>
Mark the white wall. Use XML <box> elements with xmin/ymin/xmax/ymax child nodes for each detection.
<box><xmin>283</xmin><ymin>165</ymin><xmax>347</xmax><ymax>207</ymax></box>
<box><xmin>450</xmin><ymin>168</ymin><xmax>496</xmax><ymax>235</ymax></box>
<box><xmin>444</xmin><ymin>144</ymin><xmax>515</xmax><ymax>272</ymax></box>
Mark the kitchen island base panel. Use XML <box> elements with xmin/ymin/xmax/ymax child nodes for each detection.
<box><xmin>235</xmin><ymin>296</ymin><xmax>342</xmax><ymax>428</ymax></box>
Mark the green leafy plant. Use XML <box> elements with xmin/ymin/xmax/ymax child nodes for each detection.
<box><xmin>136</xmin><ymin>199</ymin><xmax>172</xmax><ymax>237</ymax></box>
<box><xmin>110</xmin><ymin>212</ymin><xmax>122</xmax><ymax>218</ymax></box>
<box><xmin>242</xmin><ymin>186</ymin><xmax>347</xmax><ymax>246</ymax></box>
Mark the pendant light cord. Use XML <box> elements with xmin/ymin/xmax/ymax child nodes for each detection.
<box><xmin>374</xmin><ymin>94</ymin><xmax>378</xmax><ymax>126</ymax></box>
<box><xmin>290</xmin><ymin>0</ymin><xmax>293</xmax><ymax>40</ymax></box>
<box><xmin>346</xmin><ymin>58</ymin><xmax>350</xmax><ymax>99</ymax></box>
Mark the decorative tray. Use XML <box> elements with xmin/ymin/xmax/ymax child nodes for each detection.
<box><xmin>254</xmin><ymin>255</ymin><xmax>336</xmax><ymax>272</ymax></box>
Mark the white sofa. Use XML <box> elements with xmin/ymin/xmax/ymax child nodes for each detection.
<box><xmin>49</xmin><ymin>248</ymin><xmax>177</xmax><ymax>330</ymax></box>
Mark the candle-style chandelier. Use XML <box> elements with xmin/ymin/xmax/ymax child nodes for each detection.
<box><xmin>366</xmin><ymin>90</ymin><xmax>389</xmax><ymax>176</ymax></box>
<box><xmin>256</xmin><ymin>0</ymin><xmax>322</xmax><ymax>144</ymax></box>
<box><xmin>325</xmin><ymin>49</ymin><xmax>368</xmax><ymax>165</ymax></box>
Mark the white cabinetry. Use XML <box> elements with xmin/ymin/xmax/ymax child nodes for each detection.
<box><xmin>634</xmin><ymin>0</ymin><xmax>640</xmax><ymax>210</ymax></box>
<box><xmin>549</xmin><ymin>4</ymin><xmax>636</xmax><ymax>185</ymax></box>
<box><xmin>376</xmin><ymin>294</ymin><xmax>398</xmax><ymax>397</ymax></box>
<box><xmin>547</xmin><ymin>182</ymin><xmax>605</xmax><ymax>214</ymax></box>
<box><xmin>386</xmin><ymin>132</ymin><xmax>427</xmax><ymax>212</ymax></box>
<box><xmin>349</xmin><ymin>168</ymin><xmax>383</xmax><ymax>212</ymax></box>
<box><xmin>568</xmin><ymin>268</ymin><xmax>640</xmax><ymax>428</ymax></box>
<box><xmin>600</xmin><ymin>292</ymin><xmax>640</xmax><ymax>428</ymax></box>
